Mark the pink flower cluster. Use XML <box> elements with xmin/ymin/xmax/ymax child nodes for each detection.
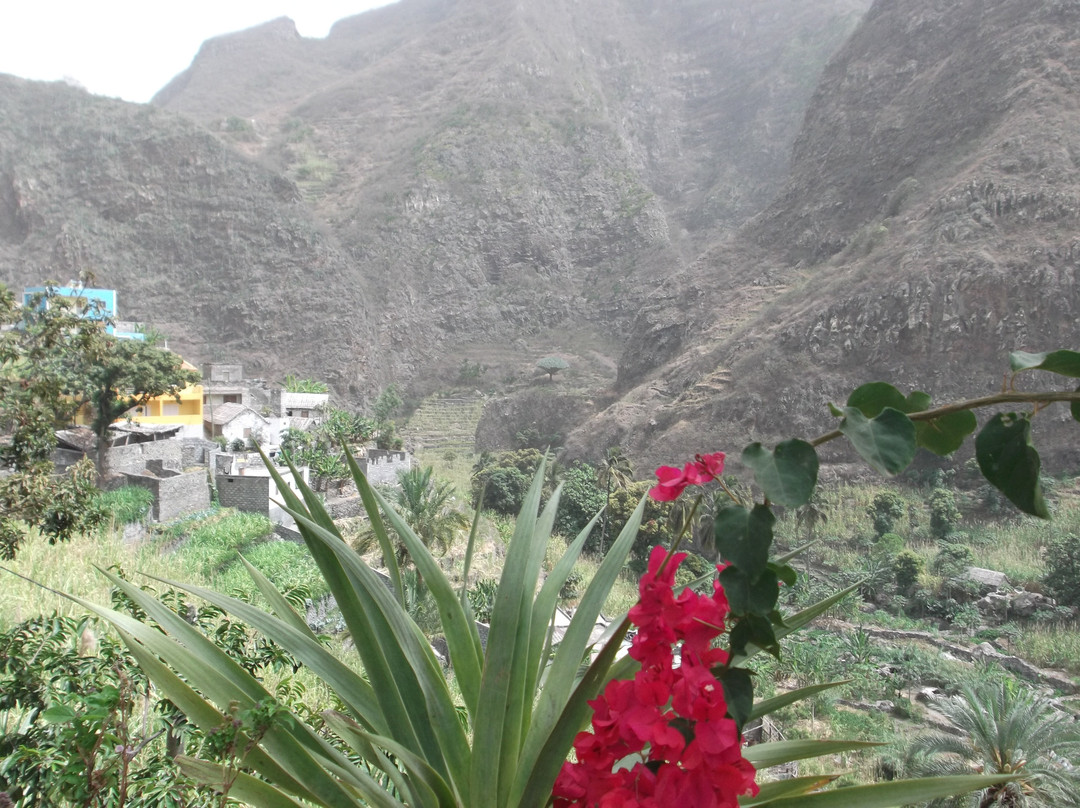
<box><xmin>552</xmin><ymin>546</ymin><xmax>759</xmax><ymax>808</ymax></box>
<box><xmin>648</xmin><ymin>452</ymin><xmax>726</xmax><ymax>502</ymax></box>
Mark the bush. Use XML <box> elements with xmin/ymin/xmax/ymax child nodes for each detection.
<box><xmin>470</xmin><ymin>449</ymin><xmax>546</xmax><ymax>514</ymax></box>
<box><xmin>868</xmin><ymin>491</ymin><xmax>905</xmax><ymax>537</ymax></box>
<box><xmin>893</xmin><ymin>549</ymin><xmax>924</xmax><ymax>592</ymax></box>
<box><xmin>554</xmin><ymin>463</ymin><xmax>605</xmax><ymax>542</ymax></box>
<box><xmin>928</xmin><ymin>487</ymin><xmax>961</xmax><ymax>540</ymax></box>
<box><xmin>1043</xmin><ymin>533</ymin><xmax>1080</xmax><ymax>608</ymax></box>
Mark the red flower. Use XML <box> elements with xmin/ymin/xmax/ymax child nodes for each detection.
<box><xmin>553</xmin><ymin>544</ymin><xmax>758</xmax><ymax>806</ymax></box>
<box><xmin>648</xmin><ymin>452</ymin><xmax>725</xmax><ymax>501</ymax></box>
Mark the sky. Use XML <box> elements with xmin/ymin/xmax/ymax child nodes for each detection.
<box><xmin>0</xmin><ymin>2</ymin><xmax>398</xmax><ymax>104</ymax></box>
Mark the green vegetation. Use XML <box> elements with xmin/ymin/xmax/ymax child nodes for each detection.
<box><xmin>282</xmin><ymin>374</ymin><xmax>329</xmax><ymax>393</ymax></box>
<box><xmin>536</xmin><ymin>356</ymin><xmax>569</xmax><ymax>380</ymax></box>
<box><xmin>905</xmin><ymin>682</ymin><xmax>1080</xmax><ymax>806</ymax></box>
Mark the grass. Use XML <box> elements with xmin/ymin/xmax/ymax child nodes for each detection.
<box><xmin>1011</xmin><ymin>623</ymin><xmax>1080</xmax><ymax>675</ymax></box>
<box><xmin>0</xmin><ymin>526</ymin><xmax>200</xmax><ymax>630</ymax></box>
<box><xmin>158</xmin><ymin>509</ymin><xmax>274</xmax><ymax>579</ymax></box>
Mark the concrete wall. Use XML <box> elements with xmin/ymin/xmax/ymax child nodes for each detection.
<box><xmin>182</xmin><ymin>438</ymin><xmax>219</xmax><ymax>467</ymax></box>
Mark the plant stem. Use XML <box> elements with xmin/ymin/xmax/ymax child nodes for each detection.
<box><xmin>810</xmin><ymin>390</ymin><xmax>1080</xmax><ymax>448</ymax></box>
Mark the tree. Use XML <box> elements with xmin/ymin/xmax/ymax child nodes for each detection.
<box><xmin>0</xmin><ymin>282</ymin><xmax>110</xmax><ymax>557</ymax></box>
<box><xmin>596</xmin><ymin>447</ymin><xmax>634</xmax><ymax>553</ymax></box>
<box><xmin>868</xmin><ymin>490</ymin><xmax>906</xmax><ymax>537</ymax></box>
<box><xmin>905</xmin><ymin>682</ymin><xmax>1080</xmax><ymax>807</ymax></box>
<box><xmin>536</xmin><ymin>356</ymin><xmax>568</xmax><ymax>381</ymax></box>
<box><xmin>929</xmin><ymin>487</ymin><xmax>961</xmax><ymax>540</ymax></box>
<box><xmin>1043</xmin><ymin>533</ymin><xmax>1080</xmax><ymax>609</ymax></box>
<box><xmin>78</xmin><ymin>337</ymin><xmax>201</xmax><ymax>477</ymax></box>
<box><xmin>389</xmin><ymin>466</ymin><xmax>469</xmax><ymax>573</ymax></box>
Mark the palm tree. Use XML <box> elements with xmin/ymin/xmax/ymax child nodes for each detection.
<box><xmin>596</xmin><ymin>447</ymin><xmax>633</xmax><ymax>554</ymax></box>
<box><xmin>391</xmin><ymin>466</ymin><xmax>469</xmax><ymax>569</ymax></box>
<box><xmin>905</xmin><ymin>681</ymin><xmax>1080</xmax><ymax>807</ymax></box>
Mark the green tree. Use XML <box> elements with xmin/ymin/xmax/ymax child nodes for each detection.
<box><xmin>536</xmin><ymin>356</ymin><xmax>568</xmax><ymax>381</ymax></box>
<box><xmin>893</xmin><ymin>549</ymin><xmax>925</xmax><ymax>592</ymax></box>
<box><xmin>79</xmin><ymin>338</ymin><xmax>200</xmax><ymax>477</ymax></box>
<box><xmin>553</xmin><ymin>463</ymin><xmax>605</xmax><ymax>542</ymax></box>
<box><xmin>905</xmin><ymin>682</ymin><xmax>1080</xmax><ymax>807</ymax></box>
<box><xmin>1043</xmin><ymin>533</ymin><xmax>1080</xmax><ymax>609</ymax></box>
<box><xmin>597</xmin><ymin>447</ymin><xmax>634</xmax><ymax>553</ymax></box>
<box><xmin>868</xmin><ymin>490</ymin><xmax>906</xmax><ymax>537</ymax></box>
<box><xmin>389</xmin><ymin>466</ymin><xmax>469</xmax><ymax>573</ymax></box>
<box><xmin>471</xmin><ymin>449</ymin><xmax>547</xmax><ymax>514</ymax></box>
<box><xmin>929</xmin><ymin>487</ymin><xmax>961</xmax><ymax>540</ymax></box>
<box><xmin>0</xmin><ymin>282</ymin><xmax>110</xmax><ymax>557</ymax></box>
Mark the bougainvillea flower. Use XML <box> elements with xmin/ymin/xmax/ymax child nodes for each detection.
<box><xmin>648</xmin><ymin>452</ymin><xmax>725</xmax><ymax>501</ymax></box>
<box><xmin>553</xmin><ymin>544</ymin><xmax>758</xmax><ymax>807</ymax></box>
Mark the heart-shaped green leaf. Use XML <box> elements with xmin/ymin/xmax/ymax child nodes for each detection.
<box><xmin>714</xmin><ymin>504</ymin><xmax>775</xmax><ymax>580</ymax></box>
<box><xmin>1009</xmin><ymin>349</ymin><xmax>1080</xmax><ymax>377</ymax></box>
<box><xmin>847</xmin><ymin>382</ymin><xmax>906</xmax><ymax>417</ymax></box>
<box><xmin>915</xmin><ymin>410</ymin><xmax>977</xmax><ymax>456</ymax></box>
<box><xmin>838</xmin><ymin>406</ymin><xmax>917</xmax><ymax>475</ymax></box>
<box><xmin>741</xmin><ymin>439</ymin><xmax>819</xmax><ymax>507</ymax></box>
<box><xmin>975</xmin><ymin>413</ymin><xmax>1049</xmax><ymax>518</ymax></box>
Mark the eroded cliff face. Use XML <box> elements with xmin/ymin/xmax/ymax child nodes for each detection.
<box><xmin>0</xmin><ymin>77</ymin><xmax>379</xmax><ymax>392</ymax></box>
<box><xmin>147</xmin><ymin>0</ymin><xmax>868</xmax><ymax>392</ymax></box>
<box><xmin>566</xmin><ymin>0</ymin><xmax>1080</xmax><ymax>471</ymax></box>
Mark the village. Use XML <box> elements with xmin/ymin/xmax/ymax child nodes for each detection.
<box><xmin>26</xmin><ymin>283</ymin><xmax>413</xmax><ymax>534</ymax></box>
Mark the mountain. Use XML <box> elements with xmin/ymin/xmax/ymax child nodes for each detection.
<box><xmin>565</xmin><ymin>0</ymin><xmax>1080</xmax><ymax>469</ymax></box>
<box><xmin>3</xmin><ymin>0</ymin><xmax>1076</xmax><ymax>473</ymax></box>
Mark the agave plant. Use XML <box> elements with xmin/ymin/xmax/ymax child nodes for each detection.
<box><xmin>52</xmin><ymin>445</ymin><xmax>1014</xmax><ymax>808</ymax></box>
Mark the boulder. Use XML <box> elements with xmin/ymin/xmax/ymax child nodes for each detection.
<box><xmin>965</xmin><ymin>567</ymin><xmax>1010</xmax><ymax>595</ymax></box>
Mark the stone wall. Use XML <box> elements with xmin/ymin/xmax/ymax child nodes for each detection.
<box><xmin>364</xmin><ymin>450</ymin><xmax>411</xmax><ymax>486</ymax></box>
<box><xmin>217</xmin><ymin>475</ymin><xmax>271</xmax><ymax>515</ymax></box>
<box><xmin>216</xmin><ymin>467</ymin><xmax>305</xmax><ymax>528</ymax></box>
<box><xmin>107</xmin><ymin>439</ymin><xmax>184</xmax><ymax>475</ymax></box>
<box><xmin>121</xmin><ymin>465</ymin><xmax>210</xmax><ymax>522</ymax></box>
<box><xmin>182</xmin><ymin>438</ymin><xmax>219</xmax><ymax>467</ymax></box>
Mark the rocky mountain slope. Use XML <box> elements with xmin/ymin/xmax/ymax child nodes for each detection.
<box><xmin>565</xmin><ymin>0</ymin><xmax>1080</xmax><ymax>470</ymax></box>
<box><xmin>3</xmin><ymin>0</ymin><xmax>1078</xmax><ymax>473</ymax></box>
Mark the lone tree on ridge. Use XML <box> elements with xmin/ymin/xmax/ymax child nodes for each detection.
<box><xmin>537</xmin><ymin>356</ymin><xmax>569</xmax><ymax>381</ymax></box>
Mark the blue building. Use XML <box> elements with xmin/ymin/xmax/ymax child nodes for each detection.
<box><xmin>22</xmin><ymin>285</ymin><xmax>144</xmax><ymax>340</ymax></box>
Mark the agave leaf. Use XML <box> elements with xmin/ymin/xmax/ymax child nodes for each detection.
<box><xmin>337</xmin><ymin>445</ymin><xmax>405</xmax><ymax>605</ymax></box>
<box><xmin>740</xmin><ymin>774</ymin><xmax>840</xmax><ymax>805</ymax></box>
<box><xmin>750</xmin><ymin>681</ymin><xmax>851</xmax><ymax>721</ymax></box>
<box><xmin>471</xmin><ymin>463</ymin><xmax>546</xmax><ymax>807</ymax></box>
<box><xmin>743</xmin><ymin>739</ymin><xmax>881</xmax><ymax>768</ymax></box>
<box><xmin>520</xmin><ymin>482</ymin><xmax>565</xmax><ymax>731</ymax></box>
<box><xmin>138</xmin><ymin>574</ymin><xmax>386</xmax><ymax>734</ymax></box>
<box><xmin>758</xmin><ymin>774</ymin><xmax>1017</xmax><ymax>808</ymax></box>
<box><xmin>369</xmin><ymin>481</ymin><xmax>484</xmax><ymax>721</ymax></box>
<box><xmin>513</xmin><ymin>495</ymin><xmax>646</xmax><ymax>805</ymax></box>
<box><xmin>517</xmin><ymin>613</ymin><xmax>632</xmax><ymax>808</ymax></box>
<box><xmin>71</xmin><ymin>590</ymin><xmax>362</xmax><ymax>807</ymax></box>
<box><xmin>285</xmin><ymin>507</ymin><xmax>471</xmax><ymax>791</ymax></box>
<box><xmin>237</xmin><ymin>552</ymin><xmax>319</xmax><ymax>642</ymax></box>
<box><xmin>176</xmin><ymin>758</ymin><xmax>315</xmax><ymax>808</ymax></box>
<box><xmin>325</xmin><ymin>711</ymin><xmax>461</xmax><ymax>808</ymax></box>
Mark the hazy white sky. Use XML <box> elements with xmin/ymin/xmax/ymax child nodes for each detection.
<box><xmin>0</xmin><ymin>2</ymin><xmax>397</xmax><ymax>104</ymax></box>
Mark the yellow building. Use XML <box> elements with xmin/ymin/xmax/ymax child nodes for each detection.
<box><xmin>75</xmin><ymin>360</ymin><xmax>205</xmax><ymax>438</ymax></box>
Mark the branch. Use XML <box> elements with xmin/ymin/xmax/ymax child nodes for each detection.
<box><xmin>810</xmin><ymin>390</ymin><xmax>1080</xmax><ymax>448</ymax></box>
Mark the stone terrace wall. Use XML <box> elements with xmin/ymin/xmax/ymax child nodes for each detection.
<box><xmin>122</xmin><ymin>467</ymin><xmax>210</xmax><ymax>521</ymax></box>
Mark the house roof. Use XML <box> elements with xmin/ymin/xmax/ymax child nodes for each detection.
<box><xmin>204</xmin><ymin>402</ymin><xmax>267</xmax><ymax>425</ymax></box>
<box><xmin>281</xmin><ymin>392</ymin><xmax>329</xmax><ymax>409</ymax></box>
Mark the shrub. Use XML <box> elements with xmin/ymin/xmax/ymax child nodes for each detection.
<box><xmin>928</xmin><ymin>487</ymin><xmax>961</xmax><ymax>540</ymax></box>
<box><xmin>893</xmin><ymin>549</ymin><xmax>925</xmax><ymax>592</ymax></box>
<box><xmin>1043</xmin><ymin>533</ymin><xmax>1080</xmax><ymax>608</ymax></box>
<box><xmin>868</xmin><ymin>490</ymin><xmax>906</xmax><ymax>537</ymax></box>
